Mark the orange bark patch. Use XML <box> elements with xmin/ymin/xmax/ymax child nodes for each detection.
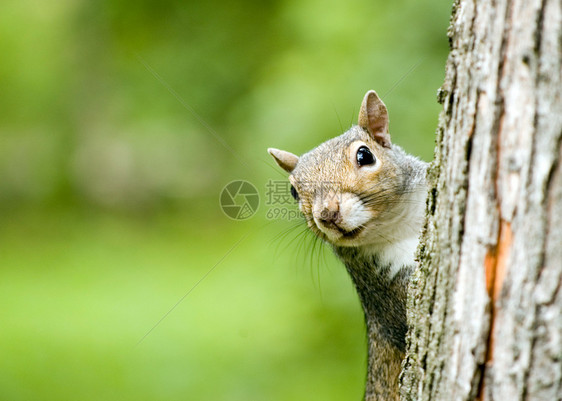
<box><xmin>479</xmin><ymin>220</ymin><xmax>512</xmax><ymax>400</ymax></box>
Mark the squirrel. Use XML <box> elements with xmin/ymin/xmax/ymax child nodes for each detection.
<box><xmin>268</xmin><ymin>90</ymin><xmax>428</xmax><ymax>401</ymax></box>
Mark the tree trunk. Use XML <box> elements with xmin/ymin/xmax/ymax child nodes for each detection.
<box><xmin>400</xmin><ymin>0</ymin><xmax>562</xmax><ymax>400</ymax></box>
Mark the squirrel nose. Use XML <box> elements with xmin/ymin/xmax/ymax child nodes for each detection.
<box><xmin>318</xmin><ymin>206</ymin><xmax>341</xmax><ymax>227</ymax></box>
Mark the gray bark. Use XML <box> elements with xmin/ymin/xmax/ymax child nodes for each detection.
<box><xmin>400</xmin><ymin>0</ymin><xmax>562</xmax><ymax>400</ymax></box>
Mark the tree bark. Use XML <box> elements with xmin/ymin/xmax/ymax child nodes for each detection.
<box><xmin>400</xmin><ymin>0</ymin><xmax>562</xmax><ymax>400</ymax></box>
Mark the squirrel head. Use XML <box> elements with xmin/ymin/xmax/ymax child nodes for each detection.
<box><xmin>268</xmin><ymin>90</ymin><xmax>426</xmax><ymax>250</ymax></box>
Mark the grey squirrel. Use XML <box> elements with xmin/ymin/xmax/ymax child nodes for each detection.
<box><xmin>268</xmin><ymin>90</ymin><xmax>428</xmax><ymax>400</ymax></box>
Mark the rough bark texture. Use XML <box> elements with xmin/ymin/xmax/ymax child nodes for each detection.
<box><xmin>400</xmin><ymin>0</ymin><xmax>562</xmax><ymax>400</ymax></box>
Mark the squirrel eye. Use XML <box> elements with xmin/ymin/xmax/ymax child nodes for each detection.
<box><xmin>356</xmin><ymin>146</ymin><xmax>375</xmax><ymax>166</ymax></box>
<box><xmin>290</xmin><ymin>185</ymin><xmax>299</xmax><ymax>201</ymax></box>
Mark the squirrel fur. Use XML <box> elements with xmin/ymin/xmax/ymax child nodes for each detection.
<box><xmin>268</xmin><ymin>90</ymin><xmax>428</xmax><ymax>400</ymax></box>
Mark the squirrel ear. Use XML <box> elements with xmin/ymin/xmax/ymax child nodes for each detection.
<box><xmin>358</xmin><ymin>90</ymin><xmax>391</xmax><ymax>148</ymax></box>
<box><xmin>268</xmin><ymin>148</ymin><xmax>299</xmax><ymax>173</ymax></box>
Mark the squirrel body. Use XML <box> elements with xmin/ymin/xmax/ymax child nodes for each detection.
<box><xmin>268</xmin><ymin>90</ymin><xmax>428</xmax><ymax>400</ymax></box>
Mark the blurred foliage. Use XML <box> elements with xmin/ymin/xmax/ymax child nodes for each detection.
<box><xmin>0</xmin><ymin>0</ymin><xmax>450</xmax><ymax>400</ymax></box>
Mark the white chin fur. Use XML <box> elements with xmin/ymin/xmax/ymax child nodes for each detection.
<box><xmin>367</xmin><ymin>237</ymin><xmax>419</xmax><ymax>278</ymax></box>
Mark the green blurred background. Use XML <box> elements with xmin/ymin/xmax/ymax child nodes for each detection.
<box><xmin>0</xmin><ymin>0</ymin><xmax>450</xmax><ymax>400</ymax></box>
